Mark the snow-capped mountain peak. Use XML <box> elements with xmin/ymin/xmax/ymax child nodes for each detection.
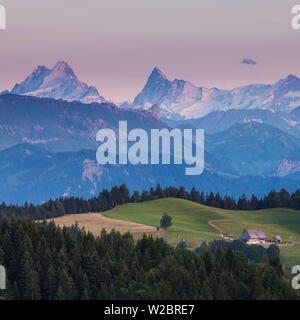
<box><xmin>32</xmin><ymin>65</ymin><xmax>49</xmax><ymax>75</ymax></box>
<box><xmin>150</xmin><ymin>67</ymin><xmax>168</xmax><ymax>80</ymax></box>
<box><xmin>11</xmin><ymin>61</ymin><xmax>106</xmax><ymax>104</ymax></box>
<box><xmin>132</xmin><ymin>68</ymin><xmax>300</xmax><ymax>119</ymax></box>
<box><xmin>51</xmin><ymin>60</ymin><xmax>76</xmax><ymax>78</ymax></box>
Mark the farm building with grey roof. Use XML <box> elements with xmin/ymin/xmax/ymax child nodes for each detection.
<box><xmin>239</xmin><ymin>229</ymin><xmax>267</xmax><ymax>244</ymax></box>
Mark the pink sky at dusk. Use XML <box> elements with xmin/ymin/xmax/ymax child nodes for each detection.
<box><xmin>0</xmin><ymin>0</ymin><xmax>300</xmax><ymax>102</ymax></box>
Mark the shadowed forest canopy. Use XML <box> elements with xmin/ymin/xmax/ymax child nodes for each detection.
<box><xmin>0</xmin><ymin>218</ymin><xmax>298</xmax><ymax>300</ymax></box>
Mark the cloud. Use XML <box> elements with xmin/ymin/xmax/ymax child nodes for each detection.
<box><xmin>241</xmin><ymin>58</ymin><xmax>257</xmax><ymax>65</ymax></box>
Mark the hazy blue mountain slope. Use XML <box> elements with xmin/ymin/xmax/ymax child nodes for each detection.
<box><xmin>0</xmin><ymin>143</ymin><xmax>299</xmax><ymax>204</ymax></box>
<box><xmin>206</xmin><ymin>122</ymin><xmax>300</xmax><ymax>176</ymax></box>
<box><xmin>0</xmin><ymin>94</ymin><xmax>166</xmax><ymax>152</ymax></box>
<box><xmin>163</xmin><ymin>108</ymin><xmax>300</xmax><ymax>138</ymax></box>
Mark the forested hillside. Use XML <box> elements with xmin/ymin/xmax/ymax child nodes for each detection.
<box><xmin>0</xmin><ymin>184</ymin><xmax>299</xmax><ymax>222</ymax></box>
<box><xmin>0</xmin><ymin>218</ymin><xmax>298</xmax><ymax>300</ymax></box>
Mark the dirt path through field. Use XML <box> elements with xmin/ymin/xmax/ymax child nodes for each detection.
<box><xmin>208</xmin><ymin>219</ymin><xmax>233</xmax><ymax>234</ymax></box>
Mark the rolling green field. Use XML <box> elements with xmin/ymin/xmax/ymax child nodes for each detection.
<box><xmin>103</xmin><ymin>198</ymin><xmax>300</xmax><ymax>266</ymax></box>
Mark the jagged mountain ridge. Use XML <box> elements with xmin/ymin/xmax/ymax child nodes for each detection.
<box><xmin>133</xmin><ymin>67</ymin><xmax>300</xmax><ymax>119</ymax></box>
<box><xmin>6</xmin><ymin>62</ymin><xmax>300</xmax><ymax>120</ymax></box>
<box><xmin>10</xmin><ymin>61</ymin><xmax>106</xmax><ymax>104</ymax></box>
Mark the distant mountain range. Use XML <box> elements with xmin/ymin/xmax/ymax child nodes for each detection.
<box><xmin>4</xmin><ymin>61</ymin><xmax>106</xmax><ymax>104</ymax></box>
<box><xmin>0</xmin><ymin>94</ymin><xmax>299</xmax><ymax>203</ymax></box>
<box><xmin>0</xmin><ymin>94</ymin><xmax>164</xmax><ymax>152</ymax></box>
<box><xmin>3</xmin><ymin>62</ymin><xmax>300</xmax><ymax>121</ymax></box>
<box><xmin>0</xmin><ymin>95</ymin><xmax>236</xmax><ymax>203</ymax></box>
<box><xmin>1</xmin><ymin>142</ymin><xmax>299</xmax><ymax>204</ymax></box>
<box><xmin>163</xmin><ymin>107</ymin><xmax>300</xmax><ymax>138</ymax></box>
<box><xmin>206</xmin><ymin>122</ymin><xmax>300</xmax><ymax>176</ymax></box>
<box><xmin>130</xmin><ymin>67</ymin><xmax>300</xmax><ymax>119</ymax></box>
<box><xmin>1</xmin><ymin>62</ymin><xmax>300</xmax><ymax>203</ymax></box>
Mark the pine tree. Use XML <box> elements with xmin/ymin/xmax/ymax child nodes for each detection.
<box><xmin>279</xmin><ymin>189</ymin><xmax>290</xmax><ymax>207</ymax></box>
<box><xmin>155</xmin><ymin>184</ymin><xmax>165</xmax><ymax>198</ymax></box>
<box><xmin>160</xmin><ymin>213</ymin><xmax>172</xmax><ymax>229</ymax></box>
<box><xmin>178</xmin><ymin>186</ymin><xmax>187</xmax><ymax>199</ymax></box>
<box><xmin>131</xmin><ymin>190</ymin><xmax>141</xmax><ymax>203</ymax></box>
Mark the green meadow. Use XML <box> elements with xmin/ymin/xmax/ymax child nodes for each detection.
<box><xmin>103</xmin><ymin>198</ymin><xmax>300</xmax><ymax>266</ymax></box>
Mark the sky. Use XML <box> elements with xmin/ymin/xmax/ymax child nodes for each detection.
<box><xmin>0</xmin><ymin>0</ymin><xmax>300</xmax><ymax>102</ymax></box>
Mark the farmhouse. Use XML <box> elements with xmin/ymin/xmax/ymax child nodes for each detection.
<box><xmin>238</xmin><ymin>229</ymin><xmax>267</xmax><ymax>244</ymax></box>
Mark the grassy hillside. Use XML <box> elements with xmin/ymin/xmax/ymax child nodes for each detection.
<box><xmin>103</xmin><ymin>198</ymin><xmax>300</xmax><ymax>266</ymax></box>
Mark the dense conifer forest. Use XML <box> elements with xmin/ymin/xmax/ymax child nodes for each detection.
<box><xmin>0</xmin><ymin>185</ymin><xmax>299</xmax><ymax>300</ymax></box>
<box><xmin>0</xmin><ymin>184</ymin><xmax>300</xmax><ymax>222</ymax></box>
<box><xmin>0</xmin><ymin>218</ymin><xmax>298</xmax><ymax>300</ymax></box>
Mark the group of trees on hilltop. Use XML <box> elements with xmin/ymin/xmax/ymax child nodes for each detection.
<box><xmin>0</xmin><ymin>184</ymin><xmax>300</xmax><ymax>222</ymax></box>
<box><xmin>0</xmin><ymin>217</ymin><xmax>298</xmax><ymax>300</ymax></box>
